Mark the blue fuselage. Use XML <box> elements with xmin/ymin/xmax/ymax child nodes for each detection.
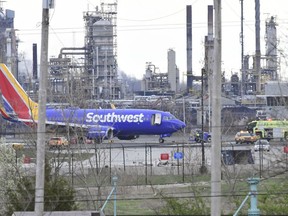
<box><xmin>46</xmin><ymin>108</ymin><xmax>185</xmax><ymax>136</ymax></box>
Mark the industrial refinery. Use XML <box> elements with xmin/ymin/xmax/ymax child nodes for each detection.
<box><xmin>0</xmin><ymin>0</ymin><xmax>287</xmax><ymax>125</ymax></box>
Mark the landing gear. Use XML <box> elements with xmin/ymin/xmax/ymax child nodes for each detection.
<box><xmin>93</xmin><ymin>137</ymin><xmax>102</xmax><ymax>144</ymax></box>
<box><xmin>159</xmin><ymin>134</ymin><xmax>171</xmax><ymax>143</ymax></box>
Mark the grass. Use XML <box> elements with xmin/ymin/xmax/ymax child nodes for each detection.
<box><xmin>13</xmin><ymin>145</ymin><xmax>288</xmax><ymax>215</ymax></box>
<box><xmin>103</xmin><ymin>199</ymin><xmax>157</xmax><ymax>215</ymax></box>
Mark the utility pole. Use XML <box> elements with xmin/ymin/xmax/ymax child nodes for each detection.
<box><xmin>255</xmin><ymin>0</ymin><xmax>261</xmax><ymax>93</ymax></box>
<box><xmin>240</xmin><ymin>0</ymin><xmax>245</xmax><ymax>96</ymax></box>
<box><xmin>200</xmin><ymin>68</ymin><xmax>207</xmax><ymax>174</ymax></box>
<box><xmin>211</xmin><ymin>0</ymin><xmax>222</xmax><ymax>215</ymax></box>
<box><xmin>35</xmin><ymin>0</ymin><xmax>50</xmax><ymax>214</ymax></box>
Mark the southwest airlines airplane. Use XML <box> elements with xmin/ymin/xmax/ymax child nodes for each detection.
<box><xmin>0</xmin><ymin>64</ymin><xmax>186</xmax><ymax>143</ymax></box>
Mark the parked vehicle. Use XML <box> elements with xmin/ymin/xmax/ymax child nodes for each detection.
<box><xmin>11</xmin><ymin>143</ymin><xmax>24</xmax><ymax>150</ymax></box>
<box><xmin>48</xmin><ymin>137</ymin><xmax>69</xmax><ymax>149</ymax></box>
<box><xmin>254</xmin><ymin>139</ymin><xmax>270</xmax><ymax>151</ymax></box>
<box><xmin>256</xmin><ymin>110</ymin><xmax>267</xmax><ymax>120</ymax></box>
<box><xmin>247</xmin><ymin>119</ymin><xmax>288</xmax><ymax>141</ymax></box>
<box><xmin>190</xmin><ymin>129</ymin><xmax>211</xmax><ymax>143</ymax></box>
<box><xmin>235</xmin><ymin>131</ymin><xmax>259</xmax><ymax>144</ymax></box>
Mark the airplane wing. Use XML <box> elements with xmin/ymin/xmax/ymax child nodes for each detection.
<box><xmin>45</xmin><ymin>116</ymin><xmax>115</xmax><ymax>141</ymax></box>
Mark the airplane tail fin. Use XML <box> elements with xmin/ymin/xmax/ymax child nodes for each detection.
<box><xmin>0</xmin><ymin>64</ymin><xmax>38</xmax><ymax>123</ymax></box>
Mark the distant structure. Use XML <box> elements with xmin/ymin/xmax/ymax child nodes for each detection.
<box><xmin>186</xmin><ymin>5</ymin><xmax>193</xmax><ymax>93</ymax></box>
<box><xmin>225</xmin><ymin>15</ymin><xmax>279</xmax><ymax>98</ymax></box>
<box><xmin>48</xmin><ymin>1</ymin><xmax>121</xmax><ymax>103</ymax></box>
<box><xmin>241</xmin><ymin>16</ymin><xmax>279</xmax><ymax>95</ymax></box>
<box><xmin>83</xmin><ymin>2</ymin><xmax>120</xmax><ymax>100</ymax></box>
<box><xmin>229</xmin><ymin>73</ymin><xmax>240</xmax><ymax>96</ymax></box>
<box><xmin>204</xmin><ymin>5</ymin><xmax>214</xmax><ymax>101</ymax></box>
<box><xmin>167</xmin><ymin>49</ymin><xmax>180</xmax><ymax>92</ymax></box>
<box><xmin>264</xmin><ymin>16</ymin><xmax>278</xmax><ymax>80</ymax></box>
<box><xmin>0</xmin><ymin>3</ymin><xmax>18</xmax><ymax>78</ymax></box>
<box><xmin>140</xmin><ymin>49</ymin><xmax>179</xmax><ymax>96</ymax></box>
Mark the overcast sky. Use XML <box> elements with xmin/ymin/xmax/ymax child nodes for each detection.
<box><xmin>4</xmin><ymin>0</ymin><xmax>288</xmax><ymax>81</ymax></box>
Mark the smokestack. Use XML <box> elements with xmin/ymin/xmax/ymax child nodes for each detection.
<box><xmin>207</xmin><ymin>5</ymin><xmax>213</xmax><ymax>41</ymax></box>
<box><xmin>255</xmin><ymin>0</ymin><xmax>261</xmax><ymax>92</ymax></box>
<box><xmin>186</xmin><ymin>5</ymin><xmax>193</xmax><ymax>93</ymax></box>
<box><xmin>32</xmin><ymin>43</ymin><xmax>38</xmax><ymax>79</ymax></box>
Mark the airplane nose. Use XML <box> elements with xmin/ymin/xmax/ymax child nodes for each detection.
<box><xmin>182</xmin><ymin>121</ymin><xmax>186</xmax><ymax>128</ymax></box>
<box><xmin>177</xmin><ymin>120</ymin><xmax>186</xmax><ymax>130</ymax></box>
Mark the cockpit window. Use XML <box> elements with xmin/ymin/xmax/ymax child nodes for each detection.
<box><xmin>163</xmin><ymin>114</ymin><xmax>176</xmax><ymax>120</ymax></box>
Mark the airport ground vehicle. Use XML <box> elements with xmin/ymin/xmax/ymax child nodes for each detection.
<box><xmin>48</xmin><ymin>137</ymin><xmax>69</xmax><ymax>149</ymax></box>
<box><xmin>235</xmin><ymin>131</ymin><xmax>259</xmax><ymax>144</ymax></box>
<box><xmin>190</xmin><ymin>129</ymin><xmax>211</xmax><ymax>143</ymax></box>
<box><xmin>11</xmin><ymin>143</ymin><xmax>24</xmax><ymax>150</ymax></box>
<box><xmin>247</xmin><ymin>119</ymin><xmax>288</xmax><ymax>140</ymax></box>
<box><xmin>254</xmin><ymin>139</ymin><xmax>270</xmax><ymax>151</ymax></box>
<box><xmin>256</xmin><ymin>110</ymin><xmax>267</xmax><ymax>120</ymax></box>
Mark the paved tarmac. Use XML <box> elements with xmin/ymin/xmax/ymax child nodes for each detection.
<box><xmin>3</xmin><ymin>134</ymin><xmax>288</xmax><ymax>171</ymax></box>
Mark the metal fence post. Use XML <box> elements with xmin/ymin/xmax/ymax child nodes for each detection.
<box><xmin>247</xmin><ymin>178</ymin><xmax>260</xmax><ymax>216</ymax></box>
<box><xmin>233</xmin><ymin>178</ymin><xmax>260</xmax><ymax>216</ymax></box>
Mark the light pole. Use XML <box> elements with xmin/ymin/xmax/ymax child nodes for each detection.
<box><xmin>200</xmin><ymin>68</ymin><xmax>207</xmax><ymax>174</ymax></box>
<box><xmin>259</xmin><ymin>140</ymin><xmax>263</xmax><ymax>178</ymax></box>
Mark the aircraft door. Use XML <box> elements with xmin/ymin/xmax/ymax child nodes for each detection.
<box><xmin>152</xmin><ymin>113</ymin><xmax>162</xmax><ymax>125</ymax></box>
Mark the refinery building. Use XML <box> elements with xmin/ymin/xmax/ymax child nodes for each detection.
<box><xmin>1</xmin><ymin>1</ymin><xmax>288</xmax><ymax>124</ymax></box>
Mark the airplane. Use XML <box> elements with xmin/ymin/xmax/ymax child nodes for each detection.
<box><xmin>0</xmin><ymin>64</ymin><xmax>186</xmax><ymax>143</ymax></box>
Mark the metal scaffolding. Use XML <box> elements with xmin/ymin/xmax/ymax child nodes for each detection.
<box><xmin>48</xmin><ymin>0</ymin><xmax>121</xmax><ymax>103</ymax></box>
